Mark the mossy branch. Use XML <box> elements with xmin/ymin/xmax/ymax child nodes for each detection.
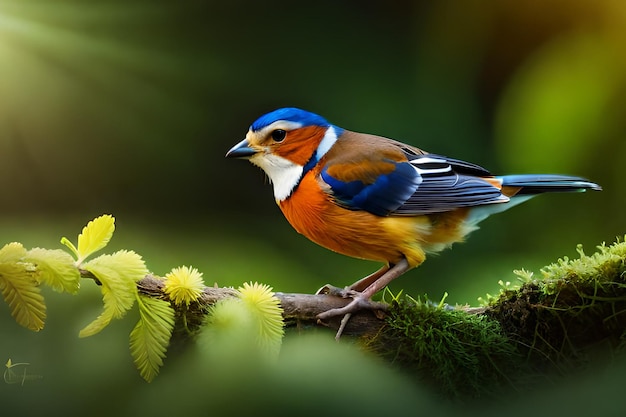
<box><xmin>4</xmin><ymin>213</ymin><xmax>623</xmax><ymax>395</ymax></box>
<box><xmin>126</xmin><ymin>237</ymin><xmax>626</xmax><ymax>397</ymax></box>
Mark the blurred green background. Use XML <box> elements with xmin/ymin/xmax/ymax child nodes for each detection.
<box><xmin>0</xmin><ymin>0</ymin><xmax>624</xmax><ymax>415</ymax></box>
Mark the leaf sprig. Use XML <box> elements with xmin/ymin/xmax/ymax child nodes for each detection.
<box><xmin>0</xmin><ymin>215</ymin><xmax>176</xmax><ymax>381</ymax></box>
<box><xmin>61</xmin><ymin>214</ymin><xmax>115</xmax><ymax>264</ymax></box>
<box><xmin>61</xmin><ymin>215</ymin><xmax>150</xmax><ymax>337</ymax></box>
<box><xmin>1</xmin><ymin>214</ymin><xmax>284</xmax><ymax>382</ymax></box>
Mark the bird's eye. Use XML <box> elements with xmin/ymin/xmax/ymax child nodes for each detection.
<box><xmin>271</xmin><ymin>129</ymin><xmax>287</xmax><ymax>142</ymax></box>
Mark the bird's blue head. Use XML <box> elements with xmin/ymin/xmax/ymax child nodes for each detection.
<box><xmin>227</xmin><ymin>107</ymin><xmax>344</xmax><ymax>201</ymax></box>
<box><xmin>250</xmin><ymin>107</ymin><xmax>331</xmax><ymax>132</ymax></box>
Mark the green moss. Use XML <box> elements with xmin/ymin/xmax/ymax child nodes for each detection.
<box><xmin>363</xmin><ymin>295</ymin><xmax>521</xmax><ymax>398</ymax></box>
<box><xmin>364</xmin><ymin>237</ymin><xmax>626</xmax><ymax>398</ymax></box>
<box><xmin>488</xmin><ymin>237</ymin><xmax>626</xmax><ymax>367</ymax></box>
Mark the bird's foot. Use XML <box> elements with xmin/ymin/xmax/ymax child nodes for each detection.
<box><xmin>316</xmin><ymin>284</ymin><xmax>388</xmax><ymax>340</ymax></box>
<box><xmin>316</xmin><ymin>295</ymin><xmax>388</xmax><ymax>320</ymax></box>
<box><xmin>315</xmin><ymin>284</ymin><xmax>357</xmax><ymax>298</ymax></box>
<box><xmin>315</xmin><ymin>260</ymin><xmax>410</xmax><ymax>339</ymax></box>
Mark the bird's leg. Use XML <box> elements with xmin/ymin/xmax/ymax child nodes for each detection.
<box><xmin>348</xmin><ymin>264</ymin><xmax>391</xmax><ymax>292</ymax></box>
<box><xmin>317</xmin><ymin>258</ymin><xmax>411</xmax><ymax>339</ymax></box>
<box><xmin>316</xmin><ymin>264</ymin><xmax>390</xmax><ymax>297</ymax></box>
<box><xmin>357</xmin><ymin>258</ymin><xmax>410</xmax><ymax>300</ymax></box>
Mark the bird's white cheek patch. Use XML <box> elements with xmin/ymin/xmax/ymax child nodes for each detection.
<box><xmin>250</xmin><ymin>153</ymin><xmax>304</xmax><ymax>202</ymax></box>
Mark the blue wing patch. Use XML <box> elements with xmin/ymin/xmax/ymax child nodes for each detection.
<box><xmin>321</xmin><ymin>161</ymin><xmax>422</xmax><ymax>216</ymax></box>
<box><xmin>321</xmin><ymin>153</ymin><xmax>507</xmax><ymax>216</ymax></box>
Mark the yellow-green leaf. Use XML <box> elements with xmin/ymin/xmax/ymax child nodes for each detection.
<box><xmin>130</xmin><ymin>295</ymin><xmax>175</xmax><ymax>382</ymax></box>
<box><xmin>25</xmin><ymin>248</ymin><xmax>81</xmax><ymax>294</ymax></box>
<box><xmin>0</xmin><ymin>242</ymin><xmax>27</xmax><ymax>263</ymax></box>
<box><xmin>59</xmin><ymin>237</ymin><xmax>79</xmax><ymax>261</ymax></box>
<box><xmin>0</xmin><ymin>263</ymin><xmax>46</xmax><ymax>331</ymax></box>
<box><xmin>79</xmin><ymin>250</ymin><xmax>148</xmax><ymax>337</ymax></box>
<box><xmin>78</xmin><ymin>307</ymin><xmax>116</xmax><ymax>338</ymax></box>
<box><xmin>71</xmin><ymin>214</ymin><xmax>116</xmax><ymax>264</ymax></box>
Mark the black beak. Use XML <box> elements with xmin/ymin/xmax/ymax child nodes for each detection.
<box><xmin>226</xmin><ymin>138</ymin><xmax>257</xmax><ymax>159</ymax></box>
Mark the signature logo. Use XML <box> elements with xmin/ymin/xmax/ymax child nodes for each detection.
<box><xmin>3</xmin><ymin>359</ymin><xmax>43</xmax><ymax>385</ymax></box>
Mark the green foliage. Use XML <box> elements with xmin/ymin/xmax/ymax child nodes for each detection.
<box><xmin>0</xmin><ymin>242</ymin><xmax>80</xmax><ymax>331</ymax></box>
<box><xmin>2</xmin><ymin>213</ymin><xmax>624</xmax><ymax>395</ymax></box>
<box><xmin>65</xmin><ymin>216</ymin><xmax>177</xmax><ymax>381</ymax></box>
<box><xmin>1</xmin><ymin>214</ymin><xmax>286</xmax><ymax>383</ymax></box>
<box><xmin>61</xmin><ymin>214</ymin><xmax>115</xmax><ymax>264</ymax></box>
<box><xmin>60</xmin><ymin>215</ymin><xmax>152</xmax><ymax>337</ymax></box>
<box><xmin>1</xmin><ymin>215</ymin><xmax>173</xmax><ymax>381</ymax></box>
<box><xmin>79</xmin><ymin>250</ymin><xmax>148</xmax><ymax>337</ymax></box>
<box><xmin>130</xmin><ymin>295</ymin><xmax>175</xmax><ymax>382</ymax></box>
<box><xmin>0</xmin><ymin>243</ymin><xmax>47</xmax><ymax>331</ymax></box>
<box><xmin>25</xmin><ymin>248</ymin><xmax>81</xmax><ymax>294</ymax></box>
<box><xmin>0</xmin><ymin>243</ymin><xmax>79</xmax><ymax>331</ymax></box>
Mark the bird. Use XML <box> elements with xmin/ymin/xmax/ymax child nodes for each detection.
<box><xmin>226</xmin><ymin>107</ymin><xmax>601</xmax><ymax>334</ymax></box>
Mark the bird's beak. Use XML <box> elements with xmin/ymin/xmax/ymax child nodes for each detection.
<box><xmin>226</xmin><ymin>138</ymin><xmax>257</xmax><ymax>159</ymax></box>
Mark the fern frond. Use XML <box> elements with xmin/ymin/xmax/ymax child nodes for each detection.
<box><xmin>130</xmin><ymin>295</ymin><xmax>175</xmax><ymax>382</ymax></box>
<box><xmin>0</xmin><ymin>263</ymin><xmax>46</xmax><ymax>331</ymax></box>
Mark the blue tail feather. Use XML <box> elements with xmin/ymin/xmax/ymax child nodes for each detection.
<box><xmin>498</xmin><ymin>174</ymin><xmax>602</xmax><ymax>194</ymax></box>
<box><xmin>466</xmin><ymin>174</ymin><xmax>600</xmax><ymax>227</ymax></box>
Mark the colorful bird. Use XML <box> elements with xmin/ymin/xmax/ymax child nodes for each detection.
<box><xmin>226</xmin><ymin>107</ymin><xmax>601</xmax><ymax>332</ymax></box>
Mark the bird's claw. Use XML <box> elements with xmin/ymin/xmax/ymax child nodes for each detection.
<box><xmin>317</xmin><ymin>296</ymin><xmax>388</xmax><ymax>320</ymax></box>
<box><xmin>316</xmin><ymin>290</ymin><xmax>388</xmax><ymax>340</ymax></box>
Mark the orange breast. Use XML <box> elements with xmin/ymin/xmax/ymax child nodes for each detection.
<box><xmin>278</xmin><ymin>171</ymin><xmax>473</xmax><ymax>268</ymax></box>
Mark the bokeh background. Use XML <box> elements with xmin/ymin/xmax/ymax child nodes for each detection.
<box><xmin>0</xmin><ymin>0</ymin><xmax>624</xmax><ymax>415</ymax></box>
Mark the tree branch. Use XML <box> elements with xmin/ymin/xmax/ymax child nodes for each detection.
<box><xmin>93</xmin><ymin>237</ymin><xmax>626</xmax><ymax>397</ymax></box>
<box><xmin>134</xmin><ymin>273</ymin><xmax>390</xmax><ymax>336</ymax></box>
